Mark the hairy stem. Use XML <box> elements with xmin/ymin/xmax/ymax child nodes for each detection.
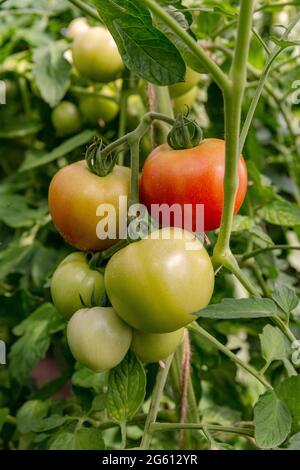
<box><xmin>140</xmin><ymin>355</ymin><xmax>174</xmax><ymax>450</ymax></box>
<box><xmin>189</xmin><ymin>322</ymin><xmax>272</xmax><ymax>390</ymax></box>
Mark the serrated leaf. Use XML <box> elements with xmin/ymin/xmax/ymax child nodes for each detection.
<box><xmin>0</xmin><ymin>194</ymin><xmax>47</xmax><ymax>228</ymax></box>
<box><xmin>260</xmin><ymin>325</ymin><xmax>288</xmax><ymax>364</ymax></box>
<box><xmin>16</xmin><ymin>400</ymin><xmax>48</xmax><ymax>434</ymax></box>
<box><xmin>258</xmin><ymin>200</ymin><xmax>300</xmax><ymax>227</ymax></box>
<box><xmin>94</xmin><ymin>0</ymin><xmax>185</xmax><ymax>85</ymax></box>
<box><xmin>195</xmin><ymin>297</ymin><xmax>277</xmax><ymax>319</ymax></box>
<box><xmin>19</xmin><ymin>130</ymin><xmax>95</xmax><ymax>172</ymax></box>
<box><xmin>106</xmin><ymin>351</ymin><xmax>146</xmax><ymax>423</ymax></box>
<box><xmin>9</xmin><ymin>303</ymin><xmax>64</xmax><ymax>383</ymax></box>
<box><xmin>272</xmin><ymin>283</ymin><xmax>299</xmax><ymax>314</ymax></box>
<box><xmin>276</xmin><ymin>376</ymin><xmax>300</xmax><ymax>431</ymax></box>
<box><xmin>254</xmin><ymin>389</ymin><xmax>292</xmax><ymax>449</ymax></box>
<box><xmin>33</xmin><ymin>42</ymin><xmax>71</xmax><ymax>107</ymax></box>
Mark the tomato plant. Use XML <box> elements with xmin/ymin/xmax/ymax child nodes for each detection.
<box><xmin>140</xmin><ymin>139</ymin><xmax>248</xmax><ymax>232</ymax></box>
<box><xmin>48</xmin><ymin>161</ymin><xmax>131</xmax><ymax>251</ymax></box>
<box><xmin>67</xmin><ymin>307</ymin><xmax>132</xmax><ymax>372</ymax></box>
<box><xmin>50</xmin><ymin>252</ymin><xmax>105</xmax><ymax>319</ymax></box>
<box><xmin>105</xmin><ymin>228</ymin><xmax>215</xmax><ymax>333</ymax></box>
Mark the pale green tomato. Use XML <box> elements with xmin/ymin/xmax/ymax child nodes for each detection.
<box><xmin>51</xmin><ymin>252</ymin><xmax>105</xmax><ymax>320</ymax></box>
<box><xmin>131</xmin><ymin>328</ymin><xmax>184</xmax><ymax>363</ymax></box>
<box><xmin>169</xmin><ymin>67</ymin><xmax>200</xmax><ymax>98</ymax></box>
<box><xmin>105</xmin><ymin>228</ymin><xmax>215</xmax><ymax>333</ymax></box>
<box><xmin>79</xmin><ymin>86</ymin><xmax>119</xmax><ymax>124</ymax></box>
<box><xmin>72</xmin><ymin>26</ymin><xmax>124</xmax><ymax>83</ymax></box>
<box><xmin>67</xmin><ymin>307</ymin><xmax>132</xmax><ymax>372</ymax></box>
<box><xmin>173</xmin><ymin>86</ymin><xmax>198</xmax><ymax>115</ymax></box>
<box><xmin>67</xmin><ymin>17</ymin><xmax>90</xmax><ymax>39</ymax></box>
<box><xmin>51</xmin><ymin>101</ymin><xmax>81</xmax><ymax>136</ymax></box>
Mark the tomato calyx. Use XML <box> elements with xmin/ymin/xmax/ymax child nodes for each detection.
<box><xmin>167</xmin><ymin>114</ymin><xmax>203</xmax><ymax>150</ymax></box>
<box><xmin>85</xmin><ymin>137</ymin><xmax>118</xmax><ymax>177</ymax></box>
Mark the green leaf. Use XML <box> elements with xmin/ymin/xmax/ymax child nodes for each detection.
<box><xmin>272</xmin><ymin>283</ymin><xmax>299</xmax><ymax>314</ymax></box>
<box><xmin>254</xmin><ymin>389</ymin><xmax>292</xmax><ymax>449</ymax></box>
<box><xmin>9</xmin><ymin>303</ymin><xmax>64</xmax><ymax>383</ymax></box>
<box><xmin>16</xmin><ymin>400</ymin><xmax>48</xmax><ymax>434</ymax></box>
<box><xmin>34</xmin><ymin>415</ymin><xmax>67</xmax><ymax>432</ymax></box>
<box><xmin>260</xmin><ymin>325</ymin><xmax>289</xmax><ymax>364</ymax></box>
<box><xmin>74</xmin><ymin>428</ymin><xmax>105</xmax><ymax>450</ymax></box>
<box><xmin>258</xmin><ymin>200</ymin><xmax>300</xmax><ymax>227</ymax></box>
<box><xmin>195</xmin><ymin>297</ymin><xmax>277</xmax><ymax>319</ymax></box>
<box><xmin>94</xmin><ymin>0</ymin><xmax>185</xmax><ymax>85</ymax></box>
<box><xmin>19</xmin><ymin>130</ymin><xmax>95</xmax><ymax>171</ymax></box>
<box><xmin>153</xmin><ymin>5</ymin><xmax>204</xmax><ymax>73</ymax></box>
<box><xmin>72</xmin><ymin>365</ymin><xmax>108</xmax><ymax>393</ymax></box>
<box><xmin>50</xmin><ymin>432</ymin><xmax>76</xmax><ymax>450</ymax></box>
<box><xmin>0</xmin><ymin>408</ymin><xmax>9</xmax><ymax>432</ymax></box>
<box><xmin>286</xmin><ymin>432</ymin><xmax>300</xmax><ymax>450</ymax></box>
<box><xmin>276</xmin><ymin>376</ymin><xmax>300</xmax><ymax>431</ymax></box>
<box><xmin>231</xmin><ymin>215</ymin><xmax>255</xmax><ymax>232</ymax></box>
<box><xmin>0</xmin><ymin>244</ymin><xmax>35</xmax><ymax>281</ymax></box>
<box><xmin>0</xmin><ymin>118</ymin><xmax>42</xmax><ymax>139</ymax></box>
<box><xmin>0</xmin><ymin>194</ymin><xmax>47</xmax><ymax>228</ymax></box>
<box><xmin>106</xmin><ymin>351</ymin><xmax>146</xmax><ymax>423</ymax></box>
<box><xmin>50</xmin><ymin>428</ymin><xmax>105</xmax><ymax>450</ymax></box>
<box><xmin>32</xmin><ymin>41</ymin><xmax>71</xmax><ymax>107</ymax></box>
<box><xmin>271</xmin><ymin>36</ymin><xmax>300</xmax><ymax>49</ymax></box>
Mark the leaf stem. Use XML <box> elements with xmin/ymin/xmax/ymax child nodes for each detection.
<box><xmin>67</xmin><ymin>0</ymin><xmax>99</xmax><ymax>20</ymax></box>
<box><xmin>188</xmin><ymin>322</ymin><xmax>272</xmax><ymax>390</ymax></box>
<box><xmin>150</xmin><ymin>422</ymin><xmax>254</xmax><ymax>437</ymax></box>
<box><xmin>241</xmin><ymin>245</ymin><xmax>300</xmax><ymax>262</ymax></box>
<box><xmin>140</xmin><ymin>355</ymin><xmax>174</xmax><ymax>450</ymax></box>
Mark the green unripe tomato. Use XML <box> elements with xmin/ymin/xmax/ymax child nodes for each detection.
<box><xmin>169</xmin><ymin>67</ymin><xmax>200</xmax><ymax>99</ymax></box>
<box><xmin>51</xmin><ymin>252</ymin><xmax>105</xmax><ymax>320</ymax></box>
<box><xmin>79</xmin><ymin>86</ymin><xmax>119</xmax><ymax>124</ymax></box>
<box><xmin>105</xmin><ymin>228</ymin><xmax>215</xmax><ymax>333</ymax></box>
<box><xmin>67</xmin><ymin>307</ymin><xmax>132</xmax><ymax>372</ymax></box>
<box><xmin>51</xmin><ymin>101</ymin><xmax>81</xmax><ymax>136</ymax></box>
<box><xmin>72</xmin><ymin>26</ymin><xmax>124</xmax><ymax>83</ymax></box>
<box><xmin>131</xmin><ymin>328</ymin><xmax>184</xmax><ymax>363</ymax></box>
<box><xmin>173</xmin><ymin>86</ymin><xmax>198</xmax><ymax>115</ymax></box>
<box><xmin>67</xmin><ymin>17</ymin><xmax>90</xmax><ymax>39</ymax></box>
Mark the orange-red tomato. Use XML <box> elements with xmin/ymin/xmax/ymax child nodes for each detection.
<box><xmin>140</xmin><ymin>139</ymin><xmax>248</xmax><ymax>232</ymax></box>
<box><xmin>48</xmin><ymin>161</ymin><xmax>131</xmax><ymax>251</ymax></box>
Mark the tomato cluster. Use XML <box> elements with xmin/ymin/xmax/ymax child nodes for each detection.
<box><xmin>48</xmin><ymin>17</ymin><xmax>248</xmax><ymax>374</ymax></box>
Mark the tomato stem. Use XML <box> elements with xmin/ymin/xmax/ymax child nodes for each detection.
<box><xmin>67</xmin><ymin>0</ymin><xmax>99</xmax><ymax>21</ymax></box>
<box><xmin>189</xmin><ymin>322</ymin><xmax>272</xmax><ymax>390</ymax></box>
<box><xmin>140</xmin><ymin>355</ymin><xmax>174</xmax><ymax>450</ymax></box>
<box><xmin>150</xmin><ymin>422</ymin><xmax>254</xmax><ymax>438</ymax></box>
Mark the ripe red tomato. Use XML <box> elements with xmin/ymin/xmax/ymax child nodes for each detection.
<box><xmin>48</xmin><ymin>161</ymin><xmax>131</xmax><ymax>251</ymax></box>
<box><xmin>140</xmin><ymin>139</ymin><xmax>248</xmax><ymax>232</ymax></box>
